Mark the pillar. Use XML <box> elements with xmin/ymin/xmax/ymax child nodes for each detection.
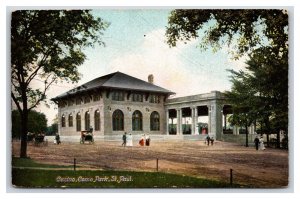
<box><xmin>191</xmin><ymin>107</ymin><xmax>195</xmax><ymax>135</ymax></box>
<box><xmin>210</xmin><ymin>102</ymin><xmax>223</xmax><ymax>140</ymax></box>
<box><xmin>166</xmin><ymin>109</ymin><xmax>169</xmax><ymax>135</ymax></box>
<box><xmin>177</xmin><ymin>109</ymin><xmax>182</xmax><ymax>135</ymax></box>
<box><xmin>207</xmin><ymin>105</ymin><xmax>211</xmax><ymax>135</ymax></box>
<box><xmin>194</xmin><ymin>107</ymin><xmax>198</xmax><ymax>134</ymax></box>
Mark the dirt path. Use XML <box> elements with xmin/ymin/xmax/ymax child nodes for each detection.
<box><xmin>12</xmin><ymin>140</ymin><xmax>289</xmax><ymax>188</ymax></box>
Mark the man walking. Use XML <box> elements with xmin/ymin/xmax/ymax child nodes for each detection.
<box><xmin>254</xmin><ymin>136</ymin><xmax>260</xmax><ymax>150</ymax></box>
<box><xmin>122</xmin><ymin>132</ymin><xmax>127</xmax><ymax>147</ymax></box>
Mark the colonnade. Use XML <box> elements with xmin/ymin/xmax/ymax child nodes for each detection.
<box><xmin>165</xmin><ymin>103</ymin><xmax>224</xmax><ymax>140</ymax></box>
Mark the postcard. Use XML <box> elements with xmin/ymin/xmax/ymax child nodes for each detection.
<box><xmin>11</xmin><ymin>8</ymin><xmax>289</xmax><ymax>189</ymax></box>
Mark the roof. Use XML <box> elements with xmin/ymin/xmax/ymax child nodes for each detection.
<box><xmin>52</xmin><ymin>71</ymin><xmax>175</xmax><ymax>100</ymax></box>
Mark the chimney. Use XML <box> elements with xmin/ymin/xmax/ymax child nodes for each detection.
<box><xmin>148</xmin><ymin>74</ymin><xmax>154</xmax><ymax>84</ymax></box>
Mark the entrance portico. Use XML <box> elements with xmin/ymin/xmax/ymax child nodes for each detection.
<box><xmin>165</xmin><ymin>91</ymin><xmax>227</xmax><ymax>140</ymax></box>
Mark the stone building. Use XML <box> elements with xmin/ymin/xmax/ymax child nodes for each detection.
<box><xmin>53</xmin><ymin>71</ymin><xmax>255</xmax><ymax>140</ymax></box>
<box><xmin>52</xmin><ymin>72</ymin><xmax>174</xmax><ymax>137</ymax></box>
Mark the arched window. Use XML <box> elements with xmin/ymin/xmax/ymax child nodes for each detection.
<box><xmin>68</xmin><ymin>114</ymin><xmax>73</xmax><ymax>127</ymax></box>
<box><xmin>132</xmin><ymin>110</ymin><xmax>143</xmax><ymax>131</ymax></box>
<box><xmin>94</xmin><ymin>110</ymin><xmax>100</xmax><ymax>131</ymax></box>
<box><xmin>150</xmin><ymin>111</ymin><xmax>160</xmax><ymax>131</ymax></box>
<box><xmin>61</xmin><ymin>115</ymin><xmax>66</xmax><ymax>127</ymax></box>
<box><xmin>76</xmin><ymin>112</ymin><xmax>81</xmax><ymax>132</ymax></box>
<box><xmin>112</xmin><ymin>109</ymin><xmax>124</xmax><ymax>131</ymax></box>
<box><xmin>85</xmin><ymin>111</ymin><xmax>90</xmax><ymax>130</ymax></box>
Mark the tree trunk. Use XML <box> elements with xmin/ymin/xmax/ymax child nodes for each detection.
<box><xmin>20</xmin><ymin>87</ymin><xmax>28</xmax><ymax>158</ymax></box>
<box><xmin>264</xmin><ymin>117</ymin><xmax>270</xmax><ymax>147</ymax></box>
<box><xmin>276</xmin><ymin>131</ymin><xmax>280</xmax><ymax>148</ymax></box>
<box><xmin>20</xmin><ymin>109</ymin><xmax>28</xmax><ymax>158</ymax></box>
<box><xmin>245</xmin><ymin>125</ymin><xmax>249</xmax><ymax>147</ymax></box>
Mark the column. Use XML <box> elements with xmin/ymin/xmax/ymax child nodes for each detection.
<box><xmin>58</xmin><ymin>110</ymin><xmax>61</xmax><ymax>135</ymax></box>
<box><xmin>176</xmin><ymin>109</ymin><xmax>182</xmax><ymax>135</ymax></box>
<box><xmin>207</xmin><ymin>105</ymin><xmax>211</xmax><ymax>135</ymax></box>
<box><xmin>90</xmin><ymin>108</ymin><xmax>94</xmax><ymax>130</ymax></box>
<box><xmin>191</xmin><ymin>107</ymin><xmax>195</xmax><ymax>135</ymax></box>
<box><xmin>194</xmin><ymin>107</ymin><xmax>198</xmax><ymax>135</ymax></box>
<box><xmin>166</xmin><ymin>109</ymin><xmax>169</xmax><ymax>135</ymax></box>
<box><xmin>209</xmin><ymin>102</ymin><xmax>223</xmax><ymax>140</ymax></box>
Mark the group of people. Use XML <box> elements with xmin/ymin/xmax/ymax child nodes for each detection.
<box><xmin>139</xmin><ymin>134</ymin><xmax>151</xmax><ymax>146</ymax></box>
<box><xmin>254</xmin><ymin>136</ymin><xmax>266</xmax><ymax>150</ymax></box>
<box><xmin>205</xmin><ymin>135</ymin><xmax>214</xmax><ymax>146</ymax></box>
<box><xmin>122</xmin><ymin>133</ymin><xmax>150</xmax><ymax>147</ymax></box>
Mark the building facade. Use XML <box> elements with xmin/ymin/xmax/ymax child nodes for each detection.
<box><xmin>52</xmin><ymin>72</ymin><xmax>173</xmax><ymax>137</ymax></box>
<box><xmin>53</xmin><ymin>72</ymin><xmax>255</xmax><ymax>140</ymax></box>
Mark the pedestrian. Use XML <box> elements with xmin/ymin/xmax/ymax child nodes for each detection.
<box><xmin>254</xmin><ymin>136</ymin><xmax>259</xmax><ymax>150</ymax></box>
<box><xmin>145</xmin><ymin>134</ymin><xmax>150</xmax><ymax>146</ymax></box>
<box><xmin>210</xmin><ymin>136</ymin><xmax>214</xmax><ymax>146</ymax></box>
<box><xmin>122</xmin><ymin>132</ymin><xmax>127</xmax><ymax>147</ymax></box>
<box><xmin>127</xmin><ymin>133</ymin><xmax>133</xmax><ymax>147</ymax></box>
<box><xmin>259</xmin><ymin>136</ymin><xmax>266</xmax><ymax>150</ymax></box>
<box><xmin>55</xmin><ymin>133</ymin><xmax>61</xmax><ymax>145</ymax></box>
<box><xmin>139</xmin><ymin>134</ymin><xmax>145</xmax><ymax>146</ymax></box>
<box><xmin>206</xmin><ymin>135</ymin><xmax>210</xmax><ymax>146</ymax></box>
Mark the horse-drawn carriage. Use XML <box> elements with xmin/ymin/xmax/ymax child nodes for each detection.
<box><xmin>80</xmin><ymin>128</ymin><xmax>94</xmax><ymax>144</ymax></box>
<box><xmin>27</xmin><ymin>132</ymin><xmax>48</xmax><ymax>146</ymax></box>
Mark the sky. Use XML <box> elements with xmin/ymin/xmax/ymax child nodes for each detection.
<box><xmin>34</xmin><ymin>9</ymin><xmax>248</xmax><ymax>125</ymax></box>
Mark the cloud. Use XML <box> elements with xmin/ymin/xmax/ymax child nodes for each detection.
<box><xmin>107</xmin><ymin>29</ymin><xmax>231</xmax><ymax>97</ymax></box>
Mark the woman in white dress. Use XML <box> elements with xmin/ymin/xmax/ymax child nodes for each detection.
<box><xmin>259</xmin><ymin>136</ymin><xmax>266</xmax><ymax>150</ymax></box>
<box><xmin>127</xmin><ymin>133</ymin><xmax>133</xmax><ymax>147</ymax></box>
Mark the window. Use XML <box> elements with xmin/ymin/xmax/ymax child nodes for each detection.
<box><xmin>150</xmin><ymin>111</ymin><xmax>160</xmax><ymax>131</ymax></box>
<box><xmin>112</xmin><ymin>109</ymin><xmax>124</xmax><ymax>131</ymax></box>
<box><xmin>94</xmin><ymin>110</ymin><xmax>100</xmax><ymax>131</ymax></box>
<box><xmin>132</xmin><ymin>93</ymin><xmax>143</xmax><ymax>102</ymax></box>
<box><xmin>76</xmin><ymin>98</ymin><xmax>81</xmax><ymax>105</ymax></box>
<box><xmin>68</xmin><ymin>100</ymin><xmax>74</xmax><ymax>106</ymax></box>
<box><xmin>93</xmin><ymin>94</ymin><xmax>100</xmax><ymax>101</ymax></box>
<box><xmin>76</xmin><ymin>112</ymin><xmax>81</xmax><ymax>131</ymax></box>
<box><xmin>132</xmin><ymin>110</ymin><xmax>143</xmax><ymax>131</ymax></box>
<box><xmin>112</xmin><ymin>91</ymin><xmax>124</xmax><ymax>101</ymax></box>
<box><xmin>149</xmin><ymin>94</ymin><xmax>160</xmax><ymax>103</ymax></box>
<box><xmin>85</xmin><ymin>111</ymin><xmax>90</xmax><ymax>130</ymax></box>
<box><xmin>61</xmin><ymin>115</ymin><xmax>66</xmax><ymax>127</ymax></box>
<box><xmin>68</xmin><ymin>114</ymin><xmax>73</xmax><ymax>127</ymax></box>
<box><xmin>59</xmin><ymin>101</ymin><xmax>66</xmax><ymax>108</ymax></box>
<box><xmin>84</xmin><ymin>96</ymin><xmax>91</xmax><ymax>104</ymax></box>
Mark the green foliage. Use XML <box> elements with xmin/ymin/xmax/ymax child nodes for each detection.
<box><xmin>11</xmin><ymin>10</ymin><xmax>109</xmax><ymax>111</ymax></box>
<box><xmin>12</xmin><ymin>110</ymin><xmax>47</xmax><ymax>139</ymax></box>
<box><xmin>46</xmin><ymin>122</ymin><xmax>58</xmax><ymax>136</ymax></box>
<box><xmin>166</xmin><ymin>9</ymin><xmax>288</xmax><ymax>58</ymax></box>
<box><xmin>11</xmin><ymin>10</ymin><xmax>108</xmax><ymax>157</ymax></box>
<box><xmin>226</xmin><ymin>46</ymin><xmax>288</xmax><ymax>139</ymax></box>
<box><xmin>166</xmin><ymin>9</ymin><xmax>288</xmax><ymax>137</ymax></box>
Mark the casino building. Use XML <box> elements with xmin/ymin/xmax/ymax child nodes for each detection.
<box><xmin>52</xmin><ymin>71</ymin><xmax>254</xmax><ymax>140</ymax></box>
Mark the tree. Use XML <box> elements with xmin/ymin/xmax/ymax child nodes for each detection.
<box><xmin>166</xmin><ymin>9</ymin><xmax>288</xmax><ymax>146</ymax></box>
<box><xmin>11</xmin><ymin>10</ymin><xmax>108</xmax><ymax>157</ymax></box>
<box><xmin>247</xmin><ymin>47</ymin><xmax>287</xmax><ymax>147</ymax></box>
<box><xmin>12</xmin><ymin>110</ymin><xmax>48</xmax><ymax>139</ymax></box>
<box><xmin>46</xmin><ymin>122</ymin><xmax>58</xmax><ymax>136</ymax></box>
<box><xmin>225</xmin><ymin>70</ymin><xmax>259</xmax><ymax>147</ymax></box>
<box><xmin>166</xmin><ymin>9</ymin><xmax>288</xmax><ymax>59</ymax></box>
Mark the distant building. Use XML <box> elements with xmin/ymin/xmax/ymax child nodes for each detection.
<box><xmin>52</xmin><ymin>71</ymin><xmax>255</xmax><ymax>140</ymax></box>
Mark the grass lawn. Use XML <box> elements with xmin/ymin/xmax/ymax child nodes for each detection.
<box><xmin>12</xmin><ymin>157</ymin><xmax>75</xmax><ymax>168</ymax></box>
<box><xmin>12</xmin><ymin>157</ymin><xmax>239</xmax><ymax>188</ymax></box>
